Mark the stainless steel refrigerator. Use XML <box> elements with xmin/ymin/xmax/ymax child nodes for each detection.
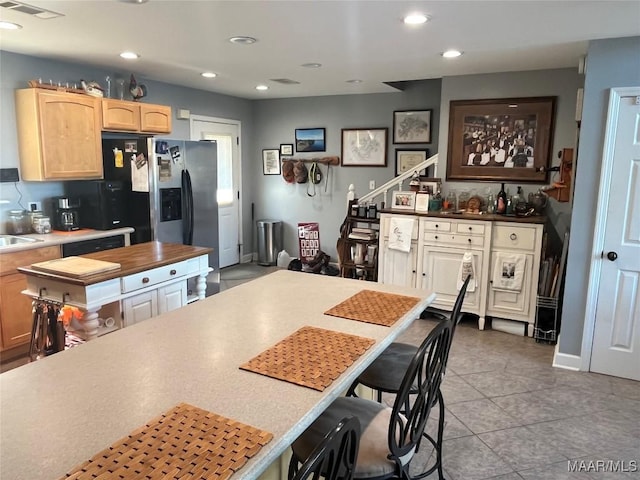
<box><xmin>96</xmin><ymin>136</ymin><xmax>220</xmax><ymax>295</ymax></box>
<box><xmin>147</xmin><ymin>138</ymin><xmax>219</xmax><ymax>290</ymax></box>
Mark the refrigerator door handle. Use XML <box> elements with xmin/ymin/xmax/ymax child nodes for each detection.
<box><xmin>181</xmin><ymin>169</ymin><xmax>194</xmax><ymax>245</ymax></box>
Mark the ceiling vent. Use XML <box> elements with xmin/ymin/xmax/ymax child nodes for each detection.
<box><xmin>0</xmin><ymin>1</ymin><xmax>64</xmax><ymax>19</ymax></box>
<box><xmin>270</xmin><ymin>78</ymin><xmax>301</xmax><ymax>85</ymax></box>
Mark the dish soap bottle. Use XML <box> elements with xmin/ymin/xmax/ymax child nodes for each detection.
<box><xmin>496</xmin><ymin>183</ymin><xmax>507</xmax><ymax>214</ymax></box>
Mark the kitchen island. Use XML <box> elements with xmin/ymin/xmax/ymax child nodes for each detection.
<box><xmin>17</xmin><ymin>241</ymin><xmax>212</xmax><ymax>339</ymax></box>
<box><xmin>0</xmin><ymin>270</ymin><xmax>434</xmax><ymax>480</ymax></box>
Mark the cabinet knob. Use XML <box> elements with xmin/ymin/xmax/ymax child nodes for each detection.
<box><xmin>412</xmin><ymin>270</ymin><xmax>416</xmax><ymax>274</ymax></box>
<box><xmin>422</xmin><ymin>273</ymin><xmax>426</xmax><ymax>276</ymax></box>
<box><xmin>434</xmin><ymin>235</ymin><xmax>438</xmax><ymax>239</ymax></box>
<box><xmin>142</xmin><ymin>277</ymin><xmax>150</xmax><ymax>284</ymax></box>
<box><xmin>435</xmin><ymin>224</ymin><xmax>439</xmax><ymax>228</ymax></box>
<box><xmin>468</xmin><ymin>238</ymin><xmax>472</xmax><ymax>243</ymax></box>
<box><xmin>468</xmin><ymin>226</ymin><xmax>472</xmax><ymax>231</ymax></box>
<box><xmin>170</xmin><ymin>269</ymin><xmax>177</xmax><ymax>275</ymax></box>
<box><xmin>510</xmin><ymin>233</ymin><xmax>518</xmax><ymax>241</ymax></box>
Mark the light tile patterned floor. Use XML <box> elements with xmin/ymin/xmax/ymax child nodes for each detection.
<box><xmin>394</xmin><ymin>316</ymin><xmax>640</xmax><ymax>480</ymax></box>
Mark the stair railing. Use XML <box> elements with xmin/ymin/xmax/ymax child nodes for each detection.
<box><xmin>348</xmin><ymin>153</ymin><xmax>439</xmax><ymax>207</ymax></box>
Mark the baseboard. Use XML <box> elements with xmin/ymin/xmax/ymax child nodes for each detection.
<box><xmin>552</xmin><ymin>340</ymin><xmax>582</xmax><ymax>371</ymax></box>
<box><xmin>242</xmin><ymin>253</ymin><xmax>254</xmax><ymax>263</ymax></box>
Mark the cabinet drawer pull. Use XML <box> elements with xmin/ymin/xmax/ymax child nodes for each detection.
<box><xmin>142</xmin><ymin>277</ymin><xmax>150</xmax><ymax>284</ymax></box>
<box><xmin>170</xmin><ymin>269</ymin><xmax>177</xmax><ymax>275</ymax></box>
<box><xmin>468</xmin><ymin>226</ymin><xmax>472</xmax><ymax>231</ymax></box>
<box><xmin>468</xmin><ymin>238</ymin><xmax>472</xmax><ymax>243</ymax></box>
<box><xmin>510</xmin><ymin>233</ymin><xmax>517</xmax><ymax>241</ymax></box>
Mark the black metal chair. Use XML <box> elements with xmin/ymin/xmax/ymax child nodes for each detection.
<box><xmin>289</xmin><ymin>319</ymin><xmax>452</xmax><ymax>480</ymax></box>
<box><xmin>289</xmin><ymin>416</ymin><xmax>361</xmax><ymax>480</ymax></box>
<box><xmin>345</xmin><ymin>275</ymin><xmax>472</xmax><ymax>479</ymax></box>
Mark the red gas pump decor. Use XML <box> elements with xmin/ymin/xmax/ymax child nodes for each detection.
<box><xmin>298</xmin><ymin>222</ymin><xmax>321</xmax><ymax>264</ymax></box>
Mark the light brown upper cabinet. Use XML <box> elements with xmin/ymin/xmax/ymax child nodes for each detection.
<box><xmin>15</xmin><ymin>89</ymin><xmax>103</xmax><ymax>181</ymax></box>
<box><xmin>102</xmin><ymin>99</ymin><xmax>172</xmax><ymax>134</ymax></box>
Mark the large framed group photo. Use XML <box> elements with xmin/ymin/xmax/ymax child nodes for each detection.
<box><xmin>446</xmin><ymin>97</ymin><xmax>556</xmax><ymax>183</ymax></box>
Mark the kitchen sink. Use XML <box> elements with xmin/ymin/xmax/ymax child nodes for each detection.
<box><xmin>0</xmin><ymin>235</ymin><xmax>43</xmax><ymax>247</ymax></box>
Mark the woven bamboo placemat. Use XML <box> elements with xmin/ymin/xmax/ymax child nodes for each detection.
<box><xmin>240</xmin><ymin>326</ymin><xmax>375</xmax><ymax>391</ymax></box>
<box><xmin>61</xmin><ymin>403</ymin><xmax>273</xmax><ymax>480</ymax></box>
<box><xmin>324</xmin><ymin>289</ymin><xmax>421</xmax><ymax>327</ymax></box>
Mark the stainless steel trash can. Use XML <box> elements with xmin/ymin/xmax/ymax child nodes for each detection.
<box><xmin>256</xmin><ymin>220</ymin><xmax>282</xmax><ymax>266</ymax></box>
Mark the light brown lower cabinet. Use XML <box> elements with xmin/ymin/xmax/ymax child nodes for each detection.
<box><xmin>0</xmin><ymin>246</ymin><xmax>60</xmax><ymax>351</ymax></box>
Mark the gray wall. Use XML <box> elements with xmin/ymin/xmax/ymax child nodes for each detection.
<box><xmin>558</xmin><ymin>36</ymin><xmax>640</xmax><ymax>356</ymax></box>
<box><xmin>251</xmin><ymin>80</ymin><xmax>441</xmax><ymax>259</ymax></box>
<box><xmin>0</xmin><ymin>51</ymin><xmax>255</xmax><ymax>251</ymax></box>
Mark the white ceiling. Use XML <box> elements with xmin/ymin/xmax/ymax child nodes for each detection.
<box><xmin>1</xmin><ymin>0</ymin><xmax>639</xmax><ymax>100</ymax></box>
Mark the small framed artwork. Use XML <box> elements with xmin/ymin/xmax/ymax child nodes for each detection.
<box><xmin>341</xmin><ymin>128</ymin><xmax>388</xmax><ymax>167</ymax></box>
<box><xmin>391</xmin><ymin>191</ymin><xmax>417</xmax><ymax>211</ymax></box>
<box><xmin>415</xmin><ymin>193</ymin><xmax>430</xmax><ymax>212</ymax></box>
<box><xmin>295</xmin><ymin>128</ymin><xmax>326</xmax><ymax>152</ymax></box>
<box><xmin>418</xmin><ymin>177</ymin><xmax>441</xmax><ymax>195</ymax></box>
<box><xmin>280</xmin><ymin>144</ymin><xmax>293</xmax><ymax>156</ymax></box>
<box><xmin>395</xmin><ymin>149</ymin><xmax>429</xmax><ymax>176</ymax></box>
<box><xmin>262</xmin><ymin>149</ymin><xmax>281</xmax><ymax>175</ymax></box>
<box><xmin>393</xmin><ymin>109</ymin><xmax>432</xmax><ymax>144</ymax></box>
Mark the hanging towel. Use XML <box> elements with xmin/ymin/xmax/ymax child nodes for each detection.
<box><xmin>388</xmin><ymin>216</ymin><xmax>415</xmax><ymax>253</ymax></box>
<box><xmin>457</xmin><ymin>251</ymin><xmax>477</xmax><ymax>292</ymax></box>
<box><xmin>492</xmin><ymin>252</ymin><xmax>527</xmax><ymax>292</ymax></box>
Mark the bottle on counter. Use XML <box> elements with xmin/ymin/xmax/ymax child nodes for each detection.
<box><xmin>458</xmin><ymin>190</ymin><xmax>470</xmax><ymax>211</ymax></box>
<box><xmin>496</xmin><ymin>183</ymin><xmax>507</xmax><ymax>214</ymax></box>
<box><xmin>444</xmin><ymin>191</ymin><xmax>457</xmax><ymax>212</ymax></box>
<box><xmin>487</xmin><ymin>192</ymin><xmax>496</xmax><ymax>214</ymax></box>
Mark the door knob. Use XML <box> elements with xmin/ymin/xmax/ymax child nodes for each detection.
<box><xmin>606</xmin><ymin>251</ymin><xmax>618</xmax><ymax>261</ymax></box>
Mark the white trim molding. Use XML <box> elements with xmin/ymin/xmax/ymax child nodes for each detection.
<box><xmin>553</xmin><ymin>339</ymin><xmax>582</xmax><ymax>371</ymax></box>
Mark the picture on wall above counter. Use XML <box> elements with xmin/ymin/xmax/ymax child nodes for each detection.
<box><xmin>341</xmin><ymin>128</ymin><xmax>388</xmax><ymax>167</ymax></box>
<box><xmin>280</xmin><ymin>144</ymin><xmax>293</xmax><ymax>156</ymax></box>
<box><xmin>295</xmin><ymin>128</ymin><xmax>326</xmax><ymax>152</ymax></box>
<box><xmin>395</xmin><ymin>149</ymin><xmax>429</xmax><ymax>176</ymax></box>
<box><xmin>393</xmin><ymin>109</ymin><xmax>432</xmax><ymax>144</ymax></box>
<box><xmin>446</xmin><ymin>97</ymin><xmax>556</xmax><ymax>182</ymax></box>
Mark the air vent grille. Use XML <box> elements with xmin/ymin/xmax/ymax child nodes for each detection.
<box><xmin>270</xmin><ymin>78</ymin><xmax>301</xmax><ymax>85</ymax></box>
<box><xmin>0</xmin><ymin>1</ymin><xmax>64</xmax><ymax>19</ymax></box>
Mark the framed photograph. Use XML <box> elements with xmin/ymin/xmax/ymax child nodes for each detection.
<box><xmin>280</xmin><ymin>144</ymin><xmax>293</xmax><ymax>156</ymax></box>
<box><xmin>393</xmin><ymin>109</ymin><xmax>432</xmax><ymax>144</ymax></box>
<box><xmin>391</xmin><ymin>191</ymin><xmax>416</xmax><ymax>211</ymax></box>
<box><xmin>446</xmin><ymin>97</ymin><xmax>556</xmax><ymax>182</ymax></box>
<box><xmin>262</xmin><ymin>149</ymin><xmax>281</xmax><ymax>175</ymax></box>
<box><xmin>295</xmin><ymin>128</ymin><xmax>326</xmax><ymax>152</ymax></box>
<box><xmin>341</xmin><ymin>128</ymin><xmax>388</xmax><ymax>167</ymax></box>
<box><xmin>395</xmin><ymin>149</ymin><xmax>429</xmax><ymax>176</ymax></box>
<box><xmin>415</xmin><ymin>193</ymin><xmax>430</xmax><ymax>212</ymax></box>
<box><xmin>418</xmin><ymin>177</ymin><xmax>441</xmax><ymax>195</ymax></box>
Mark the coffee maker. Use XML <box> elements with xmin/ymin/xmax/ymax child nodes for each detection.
<box><xmin>52</xmin><ymin>197</ymin><xmax>80</xmax><ymax>231</ymax></box>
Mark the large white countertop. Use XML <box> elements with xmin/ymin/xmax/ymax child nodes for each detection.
<box><xmin>0</xmin><ymin>227</ymin><xmax>134</xmax><ymax>254</ymax></box>
<box><xmin>0</xmin><ymin>270</ymin><xmax>435</xmax><ymax>480</ymax></box>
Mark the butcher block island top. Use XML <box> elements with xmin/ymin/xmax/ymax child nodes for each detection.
<box><xmin>17</xmin><ymin>241</ymin><xmax>212</xmax><ymax>286</ymax></box>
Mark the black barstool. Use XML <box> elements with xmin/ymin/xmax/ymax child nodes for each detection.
<box><xmin>289</xmin><ymin>416</ymin><xmax>360</xmax><ymax>480</ymax></box>
<box><xmin>345</xmin><ymin>275</ymin><xmax>472</xmax><ymax>479</ymax></box>
<box><xmin>290</xmin><ymin>319</ymin><xmax>452</xmax><ymax>480</ymax></box>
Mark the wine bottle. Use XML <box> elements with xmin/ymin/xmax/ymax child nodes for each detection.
<box><xmin>496</xmin><ymin>183</ymin><xmax>507</xmax><ymax>214</ymax></box>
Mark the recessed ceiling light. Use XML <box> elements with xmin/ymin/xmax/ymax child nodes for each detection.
<box><xmin>442</xmin><ymin>50</ymin><xmax>462</xmax><ymax>58</ymax></box>
<box><xmin>256</xmin><ymin>85</ymin><xmax>268</xmax><ymax>91</ymax></box>
<box><xmin>403</xmin><ymin>13</ymin><xmax>428</xmax><ymax>25</ymax></box>
<box><xmin>0</xmin><ymin>21</ymin><xmax>22</xmax><ymax>30</ymax></box>
<box><xmin>119</xmin><ymin>0</ymin><xmax>149</xmax><ymax>3</ymax></box>
<box><xmin>301</xmin><ymin>63</ymin><xmax>322</xmax><ymax>68</ymax></box>
<box><xmin>120</xmin><ymin>51</ymin><xmax>140</xmax><ymax>60</ymax></box>
<box><xmin>508</xmin><ymin>104</ymin><xmax>518</xmax><ymax>108</ymax></box>
<box><xmin>201</xmin><ymin>72</ymin><xmax>217</xmax><ymax>78</ymax></box>
<box><xmin>346</xmin><ymin>79</ymin><xmax>362</xmax><ymax>84</ymax></box>
<box><xmin>229</xmin><ymin>36</ymin><xmax>257</xmax><ymax>45</ymax></box>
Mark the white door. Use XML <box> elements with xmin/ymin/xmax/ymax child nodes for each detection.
<box><xmin>590</xmin><ymin>91</ymin><xmax>640</xmax><ymax>381</ymax></box>
<box><xmin>191</xmin><ymin>116</ymin><xmax>241</xmax><ymax>268</ymax></box>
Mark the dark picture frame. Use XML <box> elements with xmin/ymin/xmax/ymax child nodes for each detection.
<box><xmin>393</xmin><ymin>109</ymin><xmax>432</xmax><ymax>144</ymax></box>
<box><xmin>280</xmin><ymin>144</ymin><xmax>293</xmax><ymax>156</ymax></box>
<box><xmin>341</xmin><ymin>128</ymin><xmax>388</xmax><ymax>167</ymax></box>
<box><xmin>262</xmin><ymin>149</ymin><xmax>281</xmax><ymax>175</ymax></box>
<box><xmin>395</xmin><ymin>148</ymin><xmax>429</xmax><ymax>176</ymax></box>
<box><xmin>295</xmin><ymin>128</ymin><xmax>326</xmax><ymax>152</ymax></box>
<box><xmin>446</xmin><ymin>97</ymin><xmax>556</xmax><ymax>183</ymax></box>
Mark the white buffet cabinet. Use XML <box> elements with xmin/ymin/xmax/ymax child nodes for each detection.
<box><xmin>378</xmin><ymin>213</ymin><xmax>544</xmax><ymax>336</ymax></box>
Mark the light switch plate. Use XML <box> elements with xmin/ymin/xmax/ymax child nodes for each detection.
<box><xmin>369</xmin><ymin>180</ymin><xmax>376</xmax><ymax>190</ymax></box>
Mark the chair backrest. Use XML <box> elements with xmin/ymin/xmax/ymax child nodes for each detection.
<box><xmin>446</xmin><ymin>274</ymin><xmax>472</xmax><ymax>366</ymax></box>
<box><xmin>291</xmin><ymin>416</ymin><xmax>361</xmax><ymax>480</ymax></box>
<box><xmin>387</xmin><ymin>319</ymin><xmax>452</xmax><ymax>478</ymax></box>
